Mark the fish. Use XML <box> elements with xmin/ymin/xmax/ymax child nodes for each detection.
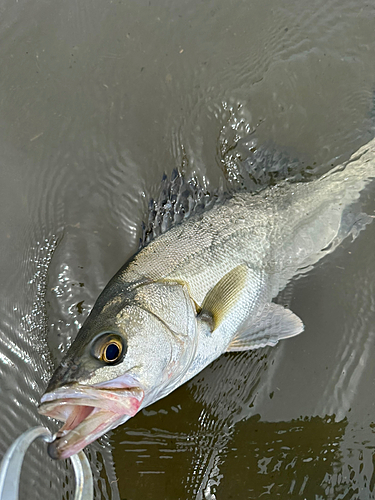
<box><xmin>39</xmin><ymin>137</ymin><xmax>375</xmax><ymax>460</ymax></box>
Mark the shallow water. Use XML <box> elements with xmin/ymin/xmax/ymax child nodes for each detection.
<box><xmin>0</xmin><ymin>0</ymin><xmax>375</xmax><ymax>498</ymax></box>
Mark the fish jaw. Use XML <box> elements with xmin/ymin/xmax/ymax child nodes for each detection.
<box><xmin>38</xmin><ymin>377</ymin><xmax>144</xmax><ymax>459</ymax></box>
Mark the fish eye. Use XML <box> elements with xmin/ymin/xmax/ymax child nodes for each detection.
<box><xmin>104</xmin><ymin>342</ymin><xmax>120</xmax><ymax>362</ymax></box>
<box><xmin>92</xmin><ymin>332</ymin><xmax>126</xmax><ymax>365</ymax></box>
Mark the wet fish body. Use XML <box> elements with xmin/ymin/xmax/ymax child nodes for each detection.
<box><xmin>39</xmin><ymin>138</ymin><xmax>375</xmax><ymax>459</ymax></box>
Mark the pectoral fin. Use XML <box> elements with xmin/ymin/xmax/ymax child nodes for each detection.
<box><xmin>199</xmin><ymin>265</ymin><xmax>248</xmax><ymax>331</ymax></box>
<box><xmin>227</xmin><ymin>303</ymin><xmax>304</xmax><ymax>352</ymax></box>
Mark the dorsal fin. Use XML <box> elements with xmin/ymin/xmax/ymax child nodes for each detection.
<box><xmin>139</xmin><ymin>132</ymin><xmax>306</xmax><ymax>250</ymax></box>
<box><xmin>139</xmin><ymin>169</ymin><xmax>226</xmax><ymax>249</ymax></box>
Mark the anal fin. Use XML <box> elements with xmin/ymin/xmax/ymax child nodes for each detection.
<box><xmin>227</xmin><ymin>303</ymin><xmax>304</xmax><ymax>352</ymax></box>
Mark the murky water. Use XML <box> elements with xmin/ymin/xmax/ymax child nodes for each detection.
<box><xmin>1</xmin><ymin>0</ymin><xmax>375</xmax><ymax>498</ymax></box>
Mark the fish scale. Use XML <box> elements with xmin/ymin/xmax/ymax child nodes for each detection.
<box><xmin>39</xmin><ymin>137</ymin><xmax>375</xmax><ymax>459</ymax></box>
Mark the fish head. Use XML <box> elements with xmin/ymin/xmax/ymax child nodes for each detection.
<box><xmin>39</xmin><ymin>280</ymin><xmax>197</xmax><ymax>459</ymax></box>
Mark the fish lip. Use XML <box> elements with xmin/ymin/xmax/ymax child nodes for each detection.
<box><xmin>38</xmin><ymin>378</ymin><xmax>144</xmax><ymax>460</ymax></box>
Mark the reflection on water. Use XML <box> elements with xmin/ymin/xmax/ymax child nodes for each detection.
<box><xmin>0</xmin><ymin>0</ymin><xmax>375</xmax><ymax>498</ymax></box>
<box><xmin>111</xmin><ymin>402</ymin><xmax>349</xmax><ymax>499</ymax></box>
<box><xmin>220</xmin><ymin>416</ymin><xmax>347</xmax><ymax>499</ymax></box>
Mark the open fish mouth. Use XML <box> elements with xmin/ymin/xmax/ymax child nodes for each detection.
<box><xmin>38</xmin><ymin>379</ymin><xmax>144</xmax><ymax>459</ymax></box>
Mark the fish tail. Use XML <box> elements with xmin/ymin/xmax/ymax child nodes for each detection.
<box><xmin>316</xmin><ymin>137</ymin><xmax>375</xmax><ymax>252</ymax></box>
<box><xmin>321</xmin><ymin>137</ymin><xmax>375</xmax><ymax>196</ymax></box>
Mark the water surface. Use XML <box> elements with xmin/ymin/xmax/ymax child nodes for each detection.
<box><xmin>1</xmin><ymin>0</ymin><xmax>375</xmax><ymax>498</ymax></box>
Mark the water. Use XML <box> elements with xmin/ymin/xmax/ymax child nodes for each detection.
<box><xmin>0</xmin><ymin>0</ymin><xmax>375</xmax><ymax>498</ymax></box>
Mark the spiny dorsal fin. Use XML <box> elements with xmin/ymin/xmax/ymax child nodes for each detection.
<box><xmin>199</xmin><ymin>265</ymin><xmax>248</xmax><ymax>331</ymax></box>
<box><xmin>140</xmin><ymin>138</ymin><xmax>304</xmax><ymax>249</ymax></box>
<box><xmin>227</xmin><ymin>302</ymin><xmax>304</xmax><ymax>351</ymax></box>
<box><xmin>140</xmin><ymin>170</ymin><xmax>225</xmax><ymax>249</ymax></box>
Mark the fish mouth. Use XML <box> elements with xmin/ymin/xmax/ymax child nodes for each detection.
<box><xmin>38</xmin><ymin>376</ymin><xmax>144</xmax><ymax>460</ymax></box>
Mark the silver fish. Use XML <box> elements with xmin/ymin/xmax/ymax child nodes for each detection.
<box><xmin>39</xmin><ymin>138</ymin><xmax>375</xmax><ymax>459</ymax></box>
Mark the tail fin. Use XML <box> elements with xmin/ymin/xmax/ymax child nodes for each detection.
<box><xmin>320</xmin><ymin>137</ymin><xmax>375</xmax><ymax>199</ymax></box>
<box><xmin>269</xmin><ymin>137</ymin><xmax>375</xmax><ymax>291</ymax></box>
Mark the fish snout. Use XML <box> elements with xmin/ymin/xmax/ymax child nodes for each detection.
<box><xmin>38</xmin><ymin>381</ymin><xmax>144</xmax><ymax>459</ymax></box>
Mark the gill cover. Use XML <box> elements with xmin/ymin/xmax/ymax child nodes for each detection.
<box><xmin>132</xmin><ymin>280</ymin><xmax>198</xmax><ymax>397</ymax></box>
